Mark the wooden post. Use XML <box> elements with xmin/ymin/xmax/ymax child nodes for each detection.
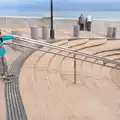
<box><xmin>74</xmin><ymin>50</ymin><xmax>77</xmax><ymax>84</ymax></box>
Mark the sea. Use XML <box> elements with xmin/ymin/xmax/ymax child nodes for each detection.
<box><xmin>1</xmin><ymin>2</ymin><xmax>120</xmax><ymax>20</ymax></box>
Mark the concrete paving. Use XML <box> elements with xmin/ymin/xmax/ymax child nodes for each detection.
<box><xmin>0</xmin><ymin>45</ymin><xmax>21</xmax><ymax>120</ymax></box>
<box><xmin>19</xmin><ymin>40</ymin><xmax>120</xmax><ymax>120</ymax></box>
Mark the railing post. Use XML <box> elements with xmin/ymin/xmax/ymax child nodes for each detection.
<box><xmin>74</xmin><ymin>50</ymin><xmax>77</xmax><ymax>84</ymax></box>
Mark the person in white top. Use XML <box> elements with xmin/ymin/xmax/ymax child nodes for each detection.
<box><xmin>86</xmin><ymin>15</ymin><xmax>92</xmax><ymax>31</ymax></box>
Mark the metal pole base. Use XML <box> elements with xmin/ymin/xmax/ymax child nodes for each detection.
<box><xmin>50</xmin><ymin>30</ymin><xmax>55</xmax><ymax>39</ymax></box>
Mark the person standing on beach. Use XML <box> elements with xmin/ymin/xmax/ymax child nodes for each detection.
<box><xmin>86</xmin><ymin>15</ymin><xmax>92</xmax><ymax>31</ymax></box>
<box><xmin>78</xmin><ymin>14</ymin><xmax>85</xmax><ymax>30</ymax></box>
<box><xmin>0</xmin><ymin>31</ymin><xmax>15</xmax><ymax>79</ymax></box>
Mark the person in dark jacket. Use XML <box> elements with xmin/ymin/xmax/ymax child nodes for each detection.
<box><xmin>78</xmin><ymin>14</ymin><xmax>85</xmax><ymax>30</ymax></box>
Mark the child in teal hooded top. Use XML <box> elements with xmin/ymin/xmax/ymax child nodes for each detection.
<box><xmin>0</xmin><ymin>32</ymin><xmax>14</xmax><ymax>78</ymax></box>
<box><xmin>0</xmin><ymin>35</ymin><xmax>14</xmax><ymax>56</ymax></box>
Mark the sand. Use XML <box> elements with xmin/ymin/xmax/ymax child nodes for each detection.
<box><xmin>1</xmin><ymin>16</ymin><xmax>120</xmax><ymax>39</ymax></box>
<box><xmin>1</xmin><ymin>17</ymin><xmax>120</xmax><ymax>38</ymax></box>
<box><xmin>19</xmin><ymin>39</ymin><xmax>120</xmax><ymax>120</ymax></box>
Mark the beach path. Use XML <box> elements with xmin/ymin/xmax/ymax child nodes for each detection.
<box><xmin>0</xmin><ymin>80</ymin><xmax>5</xmax><ymax>120</ymax></box>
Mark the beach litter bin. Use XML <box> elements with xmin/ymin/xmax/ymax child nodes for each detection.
<box><xmin>31</xmin><ymin>26</ymin><xmax>41</xmax><ymax>40</ymax></box>
<box><xmin>85</xmin><ymin>19</ymin><xmax>87</xmax><ymax>31</ymax></box>
<box><xmin>107</xmin><ymin>27</ymin><xmax>117</xmax><ymax>39</ymax></box>
<box><xmin>73</xmin><ymin>25</ymin><xmax>79</xmax><ymax>37</ymax></box>
<box><xmin>113</xmin><ymin>27</ymin><xmax>117</xmax><ymax>39</ymax></box>
<box><xmin>42</xmin><ymin>25</ymin><xmax>48</xmax><ymax>40</ymax></box>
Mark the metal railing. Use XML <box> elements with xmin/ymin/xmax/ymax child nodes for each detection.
<box><xmin>1</xmin><ymin>28</ymin><xmax>120</xmax><ymax>67</ymax></box>
<box><xmin>15</xmin><ymin>36</ymin><xmax>120</xmax><ymax>65</ymax></box>
<box><xmin>11</xmin><ymin>42</ymin><xmax>120</xmax><ymax>70</ymax></box>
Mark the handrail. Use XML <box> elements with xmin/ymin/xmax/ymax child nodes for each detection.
<box><xmin>1</xmin><ymin>28</ymin><xmax>120</xmax><ymax>66</ymax></box>
<box><xmin>16</xmin><ymin>37</ymin><xmax>120</xmax><ymax>65</ymax></box>
<box><xmin>11</xmin><ymin>42</ymin><xmax>120</xmax><ymax>70</ymax></box>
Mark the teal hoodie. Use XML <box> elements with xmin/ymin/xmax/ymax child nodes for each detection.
<box><xmin>0</xmin><ymin>35</ymin><xmax>14</xmax><ymax>56</ymax></box>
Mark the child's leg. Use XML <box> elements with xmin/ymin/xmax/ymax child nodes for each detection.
<box><xmin>1</xmin><ymin>56</ymin><xmax>15</xmax><ymax>81</ymax></box>
<box><xmin>1</xmin><ymin>56</ymin><xmax>9</xmax><ymax>76</ymax></box>
<box><xmin>0</xmin><ymin>57</ymin><xmax>4</xmax><ymax>76</ymax></box>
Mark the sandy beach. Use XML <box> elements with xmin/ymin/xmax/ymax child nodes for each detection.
<box><xmin>0</xmin><ymin>17</ymin><xmax>120</xmax><ymax>37</ymax></box>
<box><xmin>0</xmin><ymin>17</ymin><xmax>120</xmax><ymax>38</ymax></box>
<box><xmin>1</xmin><ymin>17</ymin><xmax>120</xmax><ymax>120</ymax></box>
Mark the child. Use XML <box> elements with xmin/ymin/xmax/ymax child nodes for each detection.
<box><xmin>0</xmin><ymin>31</ymin><xmax>14</xmax><ymax>79</ymax></box>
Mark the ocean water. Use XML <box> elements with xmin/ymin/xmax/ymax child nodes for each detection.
<box><xmin>2</xmin><ymin>10</ymin><xmax>120</xmax><ymax>20</ymax></box>
<box><xmin>1</xmin><ymin>2</ymin><xmax>120</xmax><ymax>20</ymax></box>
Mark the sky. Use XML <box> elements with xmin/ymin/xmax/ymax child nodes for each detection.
<box><xmin>0</xmin><ymin>0</ymin><xmax>120</xmax><ymax>11</ymax></box>
<box><xmin>1</xmin><ymin>0</ymin><xmax>120</xmax><ymax>3</ymax></box>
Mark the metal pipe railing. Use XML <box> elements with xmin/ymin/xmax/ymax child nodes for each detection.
<box><xmin>16</xmin><ymin>37</ymin><xmax>120</xmax><ymax>65</ymax></box>
<box><xmin>1</xmin><ymin>28</ymin><xmax>120</xmax><ymax>66</ymax></box>
<box><xmin>12</xmin><ymin>42</ymin><xmax>120</xmax><ymax>70</ymax></box>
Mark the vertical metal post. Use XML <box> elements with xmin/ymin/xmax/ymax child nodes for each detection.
<box><xmin>74</xmin><ymin>50</ymin><xmax>76</xmax><ymax>84</ymax></box>
<box><xmin>50</xmin><ymin>0</ymin><xmax>54</xmax><ymax>39</ymax></box>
